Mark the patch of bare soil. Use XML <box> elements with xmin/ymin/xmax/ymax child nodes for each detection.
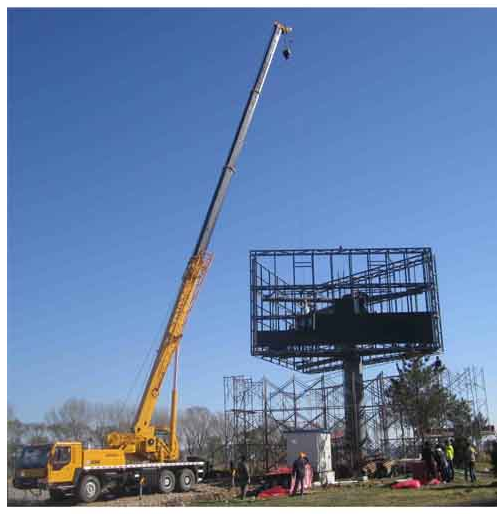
<box><xmin>7</xmin><ymin>480</ymin><xmax>240</xmax><ymax>507</ymax></box>
<box><xmin>86</xmin><ymin>481</ymin><xmax>235</xmax><ymax>507</ymax></box>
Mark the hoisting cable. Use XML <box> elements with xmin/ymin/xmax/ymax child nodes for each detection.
<box><xmin>118</xmin><ymin>297</ymin><xmax>175</xmax><ymax>420</ymax></box>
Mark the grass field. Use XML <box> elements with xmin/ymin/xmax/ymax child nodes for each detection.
<box><xmin>7</xmin><ymin>469</ymin><xmax>497</xmax><ymax>507</ymax></box>
<box><xmin>195</xmin><ymin>474</ymin><xmax>497</xmax><ymax>507</ymax></box>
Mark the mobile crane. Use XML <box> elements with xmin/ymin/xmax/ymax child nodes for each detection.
<box><xmin>13</xmin><ymin>21</ymin><xmax>292</xmax><ymax>503</ymax></box>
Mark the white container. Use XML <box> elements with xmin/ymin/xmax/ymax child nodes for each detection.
<box><xmin>285</xmin><ymin>429</ymin><xmax>332</xmax><ymax>475</ymax></box>
<box><xmin>322</xmin><ymin>470</ymin><xmax>336</xmax><ymax>485</ymax></box>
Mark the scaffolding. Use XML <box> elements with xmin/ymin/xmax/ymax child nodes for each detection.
<box><xmin>223</xmin><ymin>366</ymin><xmax>491</xmax><ymax>473</ymax></box>
<box><xmin>442</xmin><ymin>366</ymin><xmax>491</xmax><ymax>439</ymax></box>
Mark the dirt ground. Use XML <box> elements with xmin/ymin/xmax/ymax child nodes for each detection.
<box><xmin>7</xmin><ymin>480</ymin><xmax>238</xmax><ymax>507</ymax></box>
<box><xmin>91</xmin><ymin>482</ymin><xmax>237</xmax><ymax>507</ymax></box>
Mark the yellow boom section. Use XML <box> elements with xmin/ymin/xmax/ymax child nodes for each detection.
<box><xmin>107</xmin><ymin>251</ymin><xmax>212</xmax><ymax>461</ymax></box>
<box><xmin>134</xmin><ymin>251</ymin><xmax>213</xmax><ymax>436</ymax></box>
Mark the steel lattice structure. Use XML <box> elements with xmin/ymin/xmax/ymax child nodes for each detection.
<box><xmin>223</xmin><ymin>366</ymin><xmax>490</xmax><ymax>472</ymax></box>
<box><xmin>250</xmin><ymin>247</ymin><xmax>443</xmax><ymax>373</ymax></box>
<box><xmin>442</xmin><ymin>366</ymin><xmax>491</xmax><ymax>437</ymax></box>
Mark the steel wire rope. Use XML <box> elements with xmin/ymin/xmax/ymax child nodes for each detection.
<box><xmin>117</xmin><ymin>293</ymin><xmax>177</xmax><ymax>421</ymax></box>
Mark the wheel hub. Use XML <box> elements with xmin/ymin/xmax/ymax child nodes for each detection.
<box><xmin>86</xmin><ymin>482</ymin><xmax>96</xmax><ymax>497</ymax></box>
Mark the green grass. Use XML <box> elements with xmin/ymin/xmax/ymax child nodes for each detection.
<box><xmin>194</xmin><ymin>475</ymin><xmax>497</xmax><ymax>507</ymax></box>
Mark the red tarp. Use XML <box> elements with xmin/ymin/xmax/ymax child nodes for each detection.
<box><xmin>265</xmin><ymin>467</ymin><xmax>292</xmax><ymax>476</ymax></box>
<box><xmin>257</xmin><ymin>464</ymin><xmax>313</xmax><ymax>499</ymax></box>
<box><xmin>405</xmin><ymin>461</ymin><xmax>442</xmax><ymax>486</ymax></box>
<box><xmin>391</xmin><ymin>479</ymin><xmax>422</xmax><ymax>489</ymax></box>
<box><xmin>257</xmin><ymin>485</ymin><xmax>290</xmax><ymax>499</ymax></box>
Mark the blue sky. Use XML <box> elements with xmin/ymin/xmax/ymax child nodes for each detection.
<box><xmin>8</xmin><ymin>8</ymin><xmax>496</xmax><ymax>425</ymax></box>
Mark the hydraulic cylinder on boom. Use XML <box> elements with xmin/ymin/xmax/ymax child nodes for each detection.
<box><xmin>106</xmin><ymin>21</ymin><xmax>292</xmax><ymax>463</ymax></box>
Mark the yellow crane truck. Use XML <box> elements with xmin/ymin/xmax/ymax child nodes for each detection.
<box><xmin>13</xmin><ymin>21</ymin><xmax>292</xmax><ymax>503</ymax></box>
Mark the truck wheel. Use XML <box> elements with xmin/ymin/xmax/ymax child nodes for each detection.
<box><xmin>158</xmin><ymin>469</ymin><xmax>176</xmax><ymax>494</ymax></box>
<box><xmin>78</xmin><ymin>475</ymin><xmax>101</xmax><ymax>503</ymax></box>
<box><xmin>177</xmin><ymin>468</ymin><xmax>195</xmax><ymax>492</ymax></box>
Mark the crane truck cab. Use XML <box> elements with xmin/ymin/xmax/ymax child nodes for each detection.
<box><xmin>14</xmin><ymin>441</ymin><xmax>205</xmax><ymax>503</ymax></box>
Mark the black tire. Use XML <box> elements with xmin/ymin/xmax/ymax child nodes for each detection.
<box><xmin>177</xmin><ymin>468</ymin><xmax>195</xmax><ymax>492</ymax></box>
<box><xmin>158</xmin><ymin>469</ymin><xmax>176</xmax><ymax>494</ymax></box>
<box><xmin>78</xmin><ymin>475</ymin><xmax>101</xmax><ymax>503</ymax></box>
<box><xmin>49</xmin><ymin>489</ymin><xmax>65</xmax><ymax>502</ymax></box>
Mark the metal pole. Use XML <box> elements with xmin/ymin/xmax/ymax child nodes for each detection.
<box><xmin>322</xmin><ymin>374</ymin><xmax>328</xmax><ymax>430</ymax></box>
<box><xmin>293</xmin><ymin>375</ymin><xmax>297</xmax><ymax>429</ymax></box>
<box><xmin>168</xmin><ymin>347</ymin><xmax>180</xmax><ymax>452</ymax></box>
<box><xmin>263</xmin><ymin>378</ymin><xmax>269</xmax><ymax>471</ymax></box>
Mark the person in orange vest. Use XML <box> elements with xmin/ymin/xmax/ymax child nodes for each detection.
<box><xmin>291</xmin><ymin>452</ymin><xmax>309</xmax><ymax>496</ymax></box>
<box><xmin>230</xmin><ymin>460</ymin><xmax>236</xmax><ymax>488</ymax></box>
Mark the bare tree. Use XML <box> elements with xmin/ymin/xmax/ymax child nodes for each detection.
<box><xmin>9</xmin><ymin>397</ymin><xmax>233</xmax><ymax>472</ymax></box>
<box><xmin>45</xmin><ymin>398</ymin><xmax>93</xmax><ymax>442</ymax></box>
<box><xmin>24</xmin><ymin>423</ymin><xmax>50</xmax><ymax>445</ymax></box>
<box><xmin>7</xmin><ymin>404</ymin><xmax>25</xmax><ymax>476</ymax></box>
<box><xmin>110</xmin><ymin>404</ymin><xmax>136</xmax><ymax>433</ymax></box>
<box><xmin>179</xmin><ymin>406</ymin><xmax>214</xmax><ymax>457</ymax></box>
<box><xmin>152</xmin><ymin>408</ymin><xmax>170</xmax><ymax>428</ymax></box>
<box><xmin>90</xmin><ymin>402</ymin><xmax>136</xmax><ymax>445</ymax></box>
<box><xmin>205</xmin><ymin>411</ymin><xmax>230</xmax><ymax>467</ymax></box>
<box><xmin>91</xmin><ymin>403</ymin><xmax>115</xmax><ymax>446</ymax></box>
<box><xmin>210</xmin><ymin>412</ymin><xmax>228</xmax><ymax>443</ymax></box>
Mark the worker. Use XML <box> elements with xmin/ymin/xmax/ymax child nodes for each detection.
<box><xmin>291</xmin><ymin>451</ymin><xmax>309</xmax><ymax>496</ymax></box>
<box><xmin>421</xmin><ymin>440</ymin><xmax>437</xmax><ymax>481</ymax></box>
<box><xmin>298</xmin><ymin>299</ymin><xmax>310</xmax><ymax>331</ymax></box>
<box><xmin>464</xmin><ymin>440</ymin><xmax>477</xmax><ymax>483</ymax></box>
<box><xmin>230</xmin><ymin>460</ymin><xmax>236</xmax><ymax>489</ymax></box>
<box><xmin>236</xmin><ymin>455</ymin><xmax>250</xmax><ymax>500</ymax></box>
<box><xmin>434</xmin><ymin>442</ymin><xmax>449</xmax><ymax>483</ymax></box>
<box><xmin>445</xmin><ymin>439</ymin><xmax>455</xmax><ymax>482</ymax></box>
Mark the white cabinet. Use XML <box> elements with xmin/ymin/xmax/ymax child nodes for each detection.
<box><xmin>285</xmin><ymin>430</ymin><xmax>332</xmax><ymax>475</ymax></box>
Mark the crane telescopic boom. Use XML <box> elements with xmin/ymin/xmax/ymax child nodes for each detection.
<box><xmin>107</xmin><ymin>21</ymin><xmax>292</xmax><ymax>461</ymax></box>
<box><xmin>193</xmin><ymin>21</ymin><xmax>292</xmax><ymax>257</ymax></box>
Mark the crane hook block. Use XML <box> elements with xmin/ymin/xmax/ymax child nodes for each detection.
<box><xmin>283</xmin><ymin>47</ymin><xmax>292</xmax><ymax>60</ymax></box>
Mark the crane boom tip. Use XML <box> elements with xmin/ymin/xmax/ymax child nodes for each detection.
<box><xmin>275</xmin><ymin>21</ymin><xmax>293</xmax><ymax>34</ymax></box>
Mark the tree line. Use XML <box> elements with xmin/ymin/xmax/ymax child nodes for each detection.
<box><xmin>7</xmin><ymin>401</ymin><xmax>228</xmax><ymax>476</ymax></box>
